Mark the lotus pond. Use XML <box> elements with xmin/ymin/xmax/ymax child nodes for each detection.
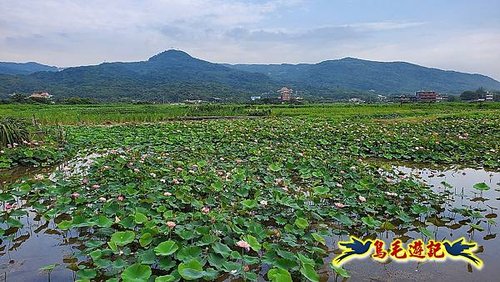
<box><xmin>0</xmin><ymin>112</ymin><xmax>499</xmax><ymax>281</ymax></box>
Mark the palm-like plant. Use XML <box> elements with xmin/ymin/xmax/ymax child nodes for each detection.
<box><xmin>0</xmin><ymin>118</ymin><xmax>30</xmax><ymax>147</ymax></box>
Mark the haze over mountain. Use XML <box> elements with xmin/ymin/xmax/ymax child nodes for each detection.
<box><xmin>0</xmin><ymin>50</ymin><xmax>499</xmax><ymax>101</ymax></box>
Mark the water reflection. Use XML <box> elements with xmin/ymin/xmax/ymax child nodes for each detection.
<box><xmin>324</xmin><ymin>166</ymin><xmax>500</xmax><ymax>281</ymax></box>
<box><xmin>0</xmin><ymin>209</ymin><xmax>78</xmax><ymax>281</ymax></box>
<box><xmin>1</xmin><ymin>164</ymin><xmax>499</xmax><ymax>281</ymax></box>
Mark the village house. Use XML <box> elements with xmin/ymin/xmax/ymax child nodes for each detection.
<box><xmin>277</xmin><ymin>87</ymin><xmax>293</xmax><ymax>101</ymax></box>
<box><xmin>29</xmin><ymin>91</ymin><xmax>52</xmax><ymax>99</ymax></box>
<box><xmin>485</xmin><ymin>92</ymin><xmax>494</xmax><ymax>102</ymax></box>
<box><xmin>348</xmin><ymin>98</ymin><xmax>365</xmax><ymax>103</ymax></box>
<box><xmin>415</xmin><ymin>91</ymin><xmax>438</xmax><ymax>102</ymax></box>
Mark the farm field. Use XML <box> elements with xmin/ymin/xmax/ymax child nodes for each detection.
<box><xmin>0</xmin><ymin>103</ymin><xmax>499</xmax><ymax>281</ymax></box>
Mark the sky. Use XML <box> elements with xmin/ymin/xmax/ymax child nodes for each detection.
<box><xmin>1</xmin><ymin>0</ymin><xmax>500</xmax><ymax>80</ymax></box>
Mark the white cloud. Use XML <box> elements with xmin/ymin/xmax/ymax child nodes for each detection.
<box><xmin>0</xmin><ymin>0</ymin><xmax>300</xmax><ymax>36</ymax></box>
<box><xmin>0</xmin><ymin>0</ymin><xmax>498</xmax><ymax>80</ymax></box>
<box><xmin>0</xmin><ymin>0</ymin><xmax>302</xmax><ymax>65</ymax></box>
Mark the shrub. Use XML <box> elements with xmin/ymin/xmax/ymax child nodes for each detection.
<box><xmin>0</xmin><ymin>118</ymin><xmax>30</xmax><ymax>147</ymax></box>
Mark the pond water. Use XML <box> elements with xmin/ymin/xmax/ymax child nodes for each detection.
<box><xmin>1</xmin><ymin>164</ymin><xmax>499</xmax><ymax>281</ymax></box>
<box><xmin>0</xmin><ymin>211</ymin><xmax>79</xmax><ymax>281</ymax></box>
<box><xmin>323</xmin><ymin>165</ymin><xmax>500</xmax><ymax>282</ymax></box>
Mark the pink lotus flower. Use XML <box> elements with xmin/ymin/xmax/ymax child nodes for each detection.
<box><xmin>117</xmin><ymin>195</ymin><xmax>125</xmax><ymax>201</ymax></box>
<box><xmin>172</xmin><ymin>179</ymin><xmax>180</xmax><ymax>185</ymax></box>
<box><xmin>34</xmin><ymin>174</ymin><xmax>45</xmax><ymax>181</ymax></box>
<box><xmin>82</xmin><ymin>178</ymin><xmax>89</xmax><ymax>185</ymax></box>
<box><xmin>358</xmin><ymin>195</ymin><xmax>366</xmax><ymax>202</ymax></box>
<box><xmin>166</xmin><ymin>221</ymin><xmax>176</xmax><ymax>228</ymax></box>
<box><xmin>274</xmin><ymin>178</ymin><xmax>285</xmax><ymax>186</ymax></box>
<box><xmin>334</xmin><ymin>202</ymin><xmax>346</xmax><ymax>208</ymax></box>
<box><xmin>201</xmin><ymin>207</ymin><xmax>210</xmax><ymax>214</ymax></box>
<box><xmin>4</xmin><ymin>203</ymin><xmax>14</xmax><ymax>211</ymax></box>
<box><xmin>71</xmin><ymin>192</ymin><xmax>80</xmax><ymax>199</ymax></box>
<box><xmin>236</xmin><ymin>240</ymin><xmax>251</xmax><ymax>251</ymax></box>
<box><xmin>92</xmin><ymin>184</ymin><xmax>100</xmax><ymax>189</ymax></box>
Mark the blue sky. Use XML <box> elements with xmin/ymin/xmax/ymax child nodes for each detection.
<box><xmin>1</xmin><ymin>0</ymin><xmax>499</xmax><ymax>79</ymax></box>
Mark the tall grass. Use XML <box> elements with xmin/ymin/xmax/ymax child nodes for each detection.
<box><xmin>0</xmin><ymin>102</ymin><xmax>498</xmax><ymax>125</ymax></box>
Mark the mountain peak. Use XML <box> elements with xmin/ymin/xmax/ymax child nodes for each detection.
<box><xmin>148</xmin><ymin>49</ymin><xmax>193</xmax><ymax>62</ymax></box>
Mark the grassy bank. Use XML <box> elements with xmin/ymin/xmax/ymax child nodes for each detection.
<box><xmin>0</xmin><ymin>102</ymin><xmax>498</xmax><ymax>125</ymax></box>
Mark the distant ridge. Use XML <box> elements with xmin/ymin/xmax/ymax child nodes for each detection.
<box><xmin>0</xmin><ymin>50</ymin><xmax>499</xmax><ymax>101</ymax></box>
<box><xmin>228</xmin><ymin>57</ymin><xmax>500</xmax><ymax>94</ymax></box>
<box><xmin>0</xmin><ymin>62</ymin><xmax>59</xmax><ymax>75</ymax></box>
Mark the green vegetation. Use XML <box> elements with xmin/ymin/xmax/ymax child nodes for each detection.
<box><xmin>0</xmin><ymin>103</ymin><xmax>498</xmax><ymax>281</ymax></box>
<box><xmin>0</xmin><ymin>61</ymin><xmax>58</xmax><ymax>75</ymax></box>
<box><xmin>0</xmin><ymin>102</ymin><xmax>499</xmax><ymax>125</ymax></box>
<box><xmin>460</xmin><ymin>87</ymin><xmax>500</xmax><ymax>101</ymax></box>
<box><xmin>0</xmin><ymin>117</ymin><xmax>29</xmax><ymax>147</ymax></box>
<box><xmin>0</xmin><ymin>117</ymin><xmax>65</xmax><ymax>169</ymax></box>
<box><xmin>0</xmin><ymin>103</ymin><xmax>271</xmax><ymax>125</ymax></box>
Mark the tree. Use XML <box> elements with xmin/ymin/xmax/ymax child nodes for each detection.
<box><xmin>460</xmin><ymin>88</ymin><xmax>487</xmax><ymax>101</ymax></box>
<box><xmin>460</xmin><ymin>91</ymin><xmax>477</xmax><ymax>101</ymax></box>
<box><xmin>9</xmin><ymin>93</ymin><xmax>27</xmax><ymax>103</ymax></box>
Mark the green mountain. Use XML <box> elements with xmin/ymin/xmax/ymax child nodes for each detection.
<box><xmin>1</xmin><ymin>50</ymin><xmax>499</xmax><ymax>101</ymax></box>
<box><xmin>228</xmin><ymin>57</ymin><xmax>500</xmax><ymax>94</ymax></box>
<box><xmin>0</xmin><ymin>50</ymin><xmax>275</xmax><ymax>101</ymax></box>
<box><xmin>0</xmin><ymin>62</ymin><xmax>59</xmax><ymax>75</ymax></box>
